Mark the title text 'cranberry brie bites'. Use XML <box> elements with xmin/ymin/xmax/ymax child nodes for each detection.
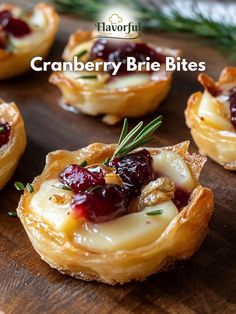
<box><xmin>185</xmin><ymin>67</ymin><xmax>236</xmax><ymax>170</ymax></box>
<box><xmin>17</xmin><ymin>117</ymin><xmax>213</xmax><ymax>284</ymax></box>
<box><xmin>0</xmin><ymin>3</ymin><xmax>59</xmax><ymax>79</ymax></box>
<box><xmin>0</xmin><ymin>99</ymin><xmax>26</xmax><ymax>189</ymax></box>
<box><xmin>50</xmin><ymin>31</ymin><xmax>179</xmax><ymax>125</ymax></box>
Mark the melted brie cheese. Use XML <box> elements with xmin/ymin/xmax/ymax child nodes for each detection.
<box><xmin>152</xmin><ymin>151</ymin><xmax>195</xmax><ymax>192</ymax></box>
<box><xmin>198</xmin><ymin>91</ymin><xmax>233</xmax><ymax>130</ymax></box>
<box><xmin>30</xmin><ymin>179</ymin><xmax>72</xmax><ymax>230</ymax></box>
<box><xmin>105</xmin><ymin>73</ymin><xmax>151</xmax><ymax>89</ymax></box>
<box><xmin>30</xmin><ymin>179</ymin><xmax>178</xmax><ymax>251</ymax></box>
<box><xmin>74</xmin><ymin>201</ymin><xmax>178</xmax><ymax>251</ymax></box>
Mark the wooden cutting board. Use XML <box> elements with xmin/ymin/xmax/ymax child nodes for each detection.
<box><xmin>0</xmin><ymin>2</ymin><xmax>236</xmax><ymax>313</ymax></box>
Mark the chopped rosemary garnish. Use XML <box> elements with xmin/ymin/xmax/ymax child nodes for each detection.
<box><xmin>14</xmin><ymin>182</ymin><xmax>25</xmax><ymax>191</ymax></box>
<box><xmin>113</xmin><ymin>116</ymin><xmax>163</xmax><ymax>158</ymax></box>
<box><xmin>26</xmin><ymin>183</ymin><xmax>34</xmax><ymax>193</ymax></box>
<box><xmin>0</xmin><ymin>126</ymin><xmax>5</xmax><ymax>133</ymax></box>
<box><xmin>77</xmin><ymin>75</ymin><xmax>97</xmax><ymax>79</ymax></box>
<box><xmin>52</xmin><ymin>184</ymin><xmax>72</xmax><ymax>191</ymax></box>
<box><xmin>79</xmin><ymin>160</ymin><xmax>87</xmax><ymax>167</ymax></box>
<box><xmin>8</xmin><ymin>211</ymin><xmax>17</xmax><ymax>217</ymax></box>
<box><xmin>76</xmin><ymin>49</ymin><xmax>88</xmax><ymax>59</ymax></box>
<box><xmin>146</xmin><ymin>209</ymin><xmax>163</xmax><ymax>216</ymax></box>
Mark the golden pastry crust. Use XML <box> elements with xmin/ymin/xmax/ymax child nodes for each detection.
<box><xmin>17</xmin><ymin>141</ymin><xmax>213</xmax><ymax>284</ymax></box>
<box><xmin>50</xmin><ymin>31</ymin><xmax>179</xmax><ymax>125</ymax></box>
<box><xmin>185</xmin><ymin>67</ymin><xmax>236</xmax><ymax>170</ymax></box>
<box><xmin>0</xmin><ymin>99</ymin><xmax>26</xmax><ymax>189</ymax></box>
<box><xmin>0</xmin><ymin>3</ymin><xmax>59</xmax><ymax>79</ymax></box>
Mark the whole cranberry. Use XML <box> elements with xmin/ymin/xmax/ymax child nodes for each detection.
<box><xmin>229</xmin><ymin>87</ymin><xmax>236</xmax><ymax>130</ymax></box>
<box><xmin>109</xmin><ymin>149</ymin><xmax>154</xmax><ymax>196</ymax></box>
<box><xmin>59</xmin><ymin>164</ymin><xmax>105</xmax><ymax>193</ymax></box>
<box><xmin>173</xmin><ymin>187</ymin><xmax>190</xmax><ymax>210</ymax></box>
<box><xmin>0</xmin><ymin>9</ymin><xmax>31</xmax><ymax>38</ymax></box>
<box><xmin>0</xmin><ymin>122</ymin><xmax>11</xmax><ymax>148</ymax></box>
<box><xmin>72</xmin><ymin>184</ymin><xmax>128</xmax><ymax>223</ymax></box>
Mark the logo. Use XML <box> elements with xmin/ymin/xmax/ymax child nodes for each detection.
<box><xmin>94</xmin><ymin>8</ymin><xmax>142</xmax><ymax>40</ymax></box>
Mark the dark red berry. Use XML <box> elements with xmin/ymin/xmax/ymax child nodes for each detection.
<box><xmin>0</xmin><ymin>10</ymin><xmax>12</xmax><ymax>24</ymax></box>
<box><xmin>89</xmin><ymin>39</ymin><xmax>166</xmax><ymax>75</ymax></box>
<box><xmin>173</xmin><ymin>187</ymin><xmax>190</xmax><ymax>210</ymax></box>
<box><xmin>72</xmin><ymin>184</ymin><xmax>128</xmax><ymax>223</ymax></box>
<box><xmin>229</xmin><ymin>87</ymin><xmax>236</xmax><ymax>130</ymax></box>
<box><xmin>109</xmin><ymin>149</ymin><xmax>154</xmax><ymax>196</ymax></box>
<box><xmin>0</xmin><ymin>9</ymin><xmax>31</xmax><ymax>38</ymax></box>
<box><xmin>0</xmin><ymin>122</ymin><xmax>11</xmax><ymax>148</ymax></box>
<box><xmin>59</xmin><ymin>164</ymin><xmax>105</xmax><ymax>193</ymax></box>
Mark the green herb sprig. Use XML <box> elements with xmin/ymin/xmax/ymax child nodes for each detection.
<box><xmin>53</xmin><ymin>0</ymin><xmax>236</xmax><ymax>58</ymax></box>
<box><xmin>113</xmin><ymin>116</ymin><xmax>162</xmax><ymax>158</ymax></box>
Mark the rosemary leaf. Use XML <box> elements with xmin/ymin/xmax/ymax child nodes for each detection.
<box><xmin>77</xmin><ymin>75</ymin><xmax>97</xmax><ymax>79</ymax></box>
<box><xmin>0</xmin><ymin>126</ymin><xmax>5</xmax><ymax>133</ymax></box>
<box><xmin>26</xmin><ymin>183</ymin><xmax>34</xmax><ymax>193</ymax></box>
<box><xmin>79</xmin><ymin>160</ymin><xmax>87</xmax><ymax>167</ymax></box>
<box><xmin>146</xmin><ymin>209</ymin><xmax>163</xmax><ymax>216</ymax></box>
<box><xmin>52</xmin><ymin>184</ymin><xmax>72</xmax><ymax>191</ymax></box>
<box><xmin>76</xmin><ymin>49</ymin><xmax>88</xmax><ymax>59</ymax></box>
<box><xmin>117</xmin><ymin>118</ymin><xmax>128</xmax><ymax>146</ymax></box>
<box><xmin>14</xmin><ymin>182</ymin><xmax>25</xmax><ymax>191</ymax></box>
<box><xmin>101</xmin><ymin>157</ymin><xmax>111</xmax><ymax>166</ymax></box>
<box><xmin>8</xmin><ymin>211</ymin><xmax>18</xmax><ymax>217</ymax></box>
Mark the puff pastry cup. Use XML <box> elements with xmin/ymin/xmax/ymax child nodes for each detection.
<box><xmin>185</xmin><ymin>67</ymin><xmax>236</xmax><ymax>170</ymax></box>
<box><xmin>50</xmin><ymin>31</ymin><xmax>179</xmax><ymax>125</ymax></box>
<box><xmin>0</xmin><ymin>99</ymin><xmax>26</xmax><ymax>189</ymax></box>
<box><xmin>0</xmin><ymin>3</ymin><xmax>58</xmax><ymax>79</ymax></box>
<box><xmin>17</xmin><ymin>118</ymin><xmax>213</xmax><ymax>285</ymax></box>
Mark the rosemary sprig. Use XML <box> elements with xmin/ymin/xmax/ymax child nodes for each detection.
<box><xmin>113</xmin><ymin>116</ymin><xmax>162</xmax><ymax>158</ymax></box>
<box><xmin>53</xmin><ymin>0</ymin><xmax>236</xmax><ymax>58</ymax></box>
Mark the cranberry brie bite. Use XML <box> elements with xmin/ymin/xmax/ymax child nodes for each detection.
<box><xmin>0</xmin><ymin>99</ymin><xmax>26</xmax><ymax>189</ymax></box>
<box><xmin>0</xmin><ymin>3</ymin><xmax>58</xmax><ymax>79</ymax></box>
<box><xmin>17</xmin><ymin>117</ymin><xmax>213</xmax><ymax>284</ymax></box>
<box><xmin>49</xmin><ymin>31</ymin><xmax>179</xmax><ymax>125</ymax></box>
<box><xmin>185</xmin><ymin>67</ymin><xmax>236</xmax><ymax>170</ymax></box>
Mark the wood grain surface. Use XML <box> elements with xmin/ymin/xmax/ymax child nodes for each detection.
<box><xmin>0</xmin><ymin>1</ymin><xmax>236</xmax><ymax>313</ymax></box>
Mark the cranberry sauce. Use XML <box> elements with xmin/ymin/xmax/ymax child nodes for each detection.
<box><xmin>0</xmin><ymin>122</ymin><xmax>11</xmax><ymax>148</ymax></box>
<box><xmin>89</xmin><ymin>39</ymin><xmax>166</xmax><ymax>75</ymax></box>
<box><xmin>0</xmin><ymin>9</ymin><xmax>31</xmax><ymax>38</ymax></box>
<box><xmin>59</xmin><ymin>164</ymin><xmax>105</xmax><ymax>193</ymax></box>
<box><xmin>229</xmin><ymin>87</ymin><xmax>236</xmax><ymax>130</ymax></box>
<box><xmin>72</xmin><ymin>184</ymin><xmax>129</xmax><ymax>223</ymax></box>
<box><xmin>173</xmin><ymin>187</ymin><xmax>191</xmax><ymax>210</ymax></box>
<box><xmin>59</xmin><ymin>149</ymin><xmax>154</xmax><ymax>223</ymax></box>
<box><xmin>109</xmin><ymin>149</ymin><xmax>154</xmax><ymax>196</ymax></box>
